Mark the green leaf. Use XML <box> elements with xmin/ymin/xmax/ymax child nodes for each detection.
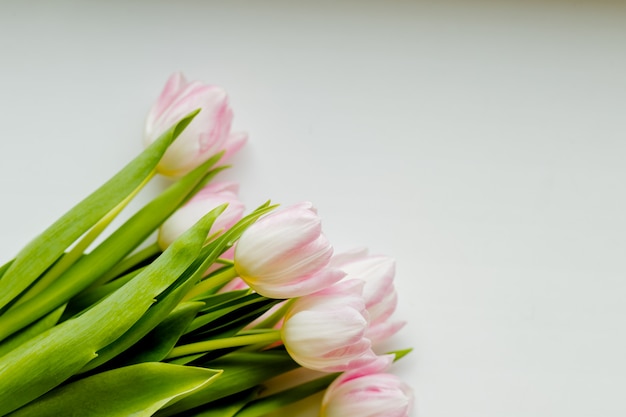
<box><xmin>92</xmin><ymin>242</ymin><xmax>161</xmax><ymax>286</ymax></box>
<box><xmin>390</xmin><ymin>347</ymin><xmax>413</xmax><ymax>361</ymax></box>
<box><xmin>9</xmin><ymin>362</ymin><xmax>221</xmax><ymax>417</ymax></box>
<box><xmin>105</xmin><ymin>202</ymin><xmax>278</xmax><ymax>370</ymax></box>
<box><xmin>0</xmin><ymin>305</ymin><xmax>65</xmax><ymax>359</ymax></box>
<box><xmin>0</xmin><ymin>209</ymin><xmax>215</xmax><ymax>415</ymax></box>
<box><xmin>190</xmin><ymin>289</ymin><xmax>251</xmax><ymax>309</ymax></box>
<box><xmin>81</xmin><ymin>286</ymin><xmax>208</xmax><ymax>373</ymax></box>
<box><xmin>77</xmin><ymin>206</ymin><xmax>228</xmax><ymax>374</ymax></box>
<box><xmin>183</xmin><ymin>293</ymin><xmax>280</xmax><ymax>341</ymax></box>
<box><xmin>156</xmin><ymin>350</ymin><xmax>300</xmax><ymax>417</ymax></box>
<box><xmin>234</xmin><ymin>373</ymin><xmax>338</xmax><ymax>417</ymax></box>
<box><xmin>0</xmin><ymin>259</ymin><xmax>14</xmax><ymax>281</ymax></box>
<box><xmin>185</xmin><ymin>388</ymin><xmax>260</xmax><ymax>417</ymax></box>
<box><xmin>62</xmin><ymin>268</ymin><xmax>144</xmax><ymax>319</ymax></box>
<box><xmin>0</xmin><ymin>152</ymin><xmax>221</xmax><ymax>342</ymax></box>
<box><xmin>117</xmin><ymin>301</ymin><xmax>206</xmax><ymax>365</ymax></box>
<box><xmin>0</xmin><ymin>110</ymin><xmax>199</xmax><ymax>312</ymax></box>
<box><xmin>233</xmin><ymin>347</ymin><xmax>415</xmax><ymax>417</ymax></box>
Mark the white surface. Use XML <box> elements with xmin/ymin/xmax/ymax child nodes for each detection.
<box><xmin>1</xmin><ymin>1</ymin><xmax>626</xmax><ymax>416</ymax></box>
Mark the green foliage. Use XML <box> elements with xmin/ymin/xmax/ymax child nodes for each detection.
<box><xmin>0</xmin><ymin>110</ymin><xmax>200</xmax><ymax>314</ymax></box>
<box><xmin>156</xmin><ymin>351</ymin><xmax>300</xmax><ymax>416</ymax></box>
<box><xmin>9</xmin><ymin>363</ymin><xmax>221</xmax><ymax>417</ymax></box>
<box><xmin>0</xmin><ymin>205</ymin><xmax>216</xmax><ymax>415</ymax></box>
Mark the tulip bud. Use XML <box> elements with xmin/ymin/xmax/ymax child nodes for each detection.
<box><xmin>234</xmin><ymin>202</ymin><xmax>344</xmax><ymax>299</ymax></box>
<box><xmin>321</xmin><ymin>355</ymin><xmax>414</xmax><ymax>417</ymax></box>
<box><xmin>331</xmin><ymin>249</ymin><xmax>405</xmax><ymax>346</ymax></box>
<box><xmin>157</xmin><ymin>181</ymin><xmax>245</xmax><ymax>250</ymax></box>
<box><xmin>144</xmin><ymin>72</ymin><xmax>246</xmax><ymax>177</ymax></box>
<box><xmin>280</xmin><ymin>280</ymin><xmax>377</xmax><ymax>372</ymax></box>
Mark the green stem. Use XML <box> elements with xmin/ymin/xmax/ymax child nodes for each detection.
<box><xmin>166</xmin><ymin>330</ymin><xmax>281</xmax><ymax>360</ymax></box>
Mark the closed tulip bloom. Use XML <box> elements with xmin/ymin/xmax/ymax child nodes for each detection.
<box><xmin>234</xmin><ymin>202</ymin><xmax>344</xmax><ymax>299</ymax></box>
<box><xmin>280</xmin><ymin>280</ymin><xmax>377</xmax><ymax>372</ymax></box>
<box><xmin>321</xmin><ymin>355</ymin><xmax>414</xmax><ymax>417</ymax></box>
<box><xmin>331</xmin><ymin>249</ymin><xmax>405</xmax><ymax>345</ymax></box>
<box><xmin>157</xmin><ymin>182</ymin><xmax>245</xmax><ymax>250</ymax></box>
<box><xmin>144</xmin><ymin>72</ymin><xmax>247</xmax><ymax>177</ymax></box>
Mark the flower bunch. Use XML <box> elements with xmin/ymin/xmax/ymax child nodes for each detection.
<box><xmin>0</xmin><ymin>72</ymin><xmax>413</xmax><ymax>416</ymax></box>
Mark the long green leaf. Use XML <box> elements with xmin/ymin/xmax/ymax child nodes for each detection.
<box><xmin>187</xmin><ymin>388</ymin><xmax>260</xmax><ymax>417</ymax></box>
<box><xmin>234</xmin><ymin>348</ymin><xmax>414</xmax><ymax>417</ymax></box>
<box><xmin>156</xmin><ymin>350</ymin><xmax>300</xmax><ymax>417</ymax></box>
<box><xmin>0</xmin><ymin>209</ymin><xmax>214</xmax><ymax>415</ymax></box>
<box><xmin>62</xmin><ymin>268</ymin><xmax>144</xmax><ymax>319</ymax></box>
<box><xmin>76</xmin><ymin>204</ymin><xmax>227</xmax><ymax>374</ymax></box>
<box><xmin>0</xmin><ymin>259</ymin><xmax>14</xmax><ymax>281</ymax></box>
<box><xmin>117</xmin><ymin>301</ymin><xmax>206</xmax><ymax>366</ymax></box>
<box><xmin>103</xmin><ymin>201</ymin><xmax>278</xmax><ymax>368</ymax></box>
<box><xmin>0</xmin><ymin>154</ymin><xmax>221</xmax><ymax>341</ymax></box>
<box><xmin>8</xmin><ymin>363</ymin><xmax>221</xmax><ymax>417</ymax></box>
<box><xmin>0</xmin><ymin>305</ymin><xmax>65</xmax><ymax>359</ymax></box>
<box><xmin>0</xmin><ymin>110</ymin><xmax>199</xmax><ymax>311</ymax></box>
<box><xmin>183</xmin><ymin>294</ymin><xmax>280</xmax><ymax>341</ymax></box>
<box><xmin>234</xmin><ymin>373</ymin><xmax>337</xmax><ymax>417</ymax></box>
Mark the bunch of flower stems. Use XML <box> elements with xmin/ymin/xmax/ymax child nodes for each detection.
<box><xmin>0</xmin><ymin>74</ymin><xmax>413</xmax><ymax>417</ymax></box>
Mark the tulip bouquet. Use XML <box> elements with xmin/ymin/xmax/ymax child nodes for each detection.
<box><xmin>0</xmin><ymin>73</ymin><xmax>414</xmax><ymax>416</ymax></box>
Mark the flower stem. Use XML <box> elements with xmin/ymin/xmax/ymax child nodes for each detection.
<box><xmin>215</xmin><ymin>258</ymin><xmax>235</xmax><ymax>266</ymax></box>
<box><xmin>166</xmin><ymin>329</ymin><xmax>282</xmax><ymax>360</ymax></box>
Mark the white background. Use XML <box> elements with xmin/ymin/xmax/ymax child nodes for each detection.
<box><xmin>1</xmin><ymin>1</ymin><xmax>626</xmax><ymax>416</ymax></box>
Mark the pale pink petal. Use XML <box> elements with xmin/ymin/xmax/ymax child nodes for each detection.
<box><xmin>146</xmin><ymin>72</ymin><xmax>188</xmax><ymax>128</ymax></box>
<box><xmin>221</xmin><ymin>131</ymin><xmax>248</xmax><ymax>162</ymax></box>
<box><xmin>366</xmin><ymin>320</ymin><xmax>406</xmax><ymax>346</ymax></box>
<box><xmin>234</xmin><ymin>202</ymin><xmax>338</xmax><ymax>299</ymax></box>
<box><xmin>144</xmin><ymin>73</ymin><xmax>245</xmax><ymax>177</ymax></box>
<box><xmin>281</xmin><ymin>280</ymin><xmax>375</xmax><ymax>372</ymax></box>
<box><xmin>157</xmin><ymin>181</ymin><xmax>245</xmax><ymax>249</ymax></box>
<box><xmin>249</xmin><ymin>267</ymin><xmax>345</xmax><ymax>299</ymax></box>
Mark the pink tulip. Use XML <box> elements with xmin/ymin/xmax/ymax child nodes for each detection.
<box><xmin>331</xmin><ymin>249</ymin><xmax>405</xmax><ymax>346</ymax></box>
<box><xmin>233</xmin><ymin>202</ymin><xmax>344</xmax><ymax>299</ymax></box>
<box><xmin>321</xmin><ymin>355</ymin><xmax>414</xmax><ymax>417</ymax></box>
<box><xmin>280</xmin><ymin>280</ymin><xmax>377</xmax><ymax>372</ymax></box>
<box><xmin>157</xmin><ymin>181</ymin><xmax>245</xmax><ymax>250</ymax></box>
<box><xmin>144</xmin><ymin>72</ymin><xmax>247</xmax><ymax>177</ymax></box>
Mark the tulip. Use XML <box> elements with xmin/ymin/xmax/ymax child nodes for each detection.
<box><xmin>144</xmin><ymin>72</ymin><xmax>247</xmax><ymax>177</ymax></box>
<box><xmin>233</xmin><ymin>202</ymin><xmax>344</xmax><ymax>299</ymax></box>
<box><xmin>280</xmin><ymin>280</ymin><xmax>377</xmax><ymax>372</ymax></box>
<box><xmin>157</xmin><ymin>181</ymin><xmax>245</xmax><ymax>250</ymax></box>
<box><xmin>331</xmin><ymin>249</ymin><xmax>405</xmax><ymax>346</ymax></box>
<box><xmin>321</xmin><ymin>355</ymin><xmax>414</xmax><ymax>417</ymax></box>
